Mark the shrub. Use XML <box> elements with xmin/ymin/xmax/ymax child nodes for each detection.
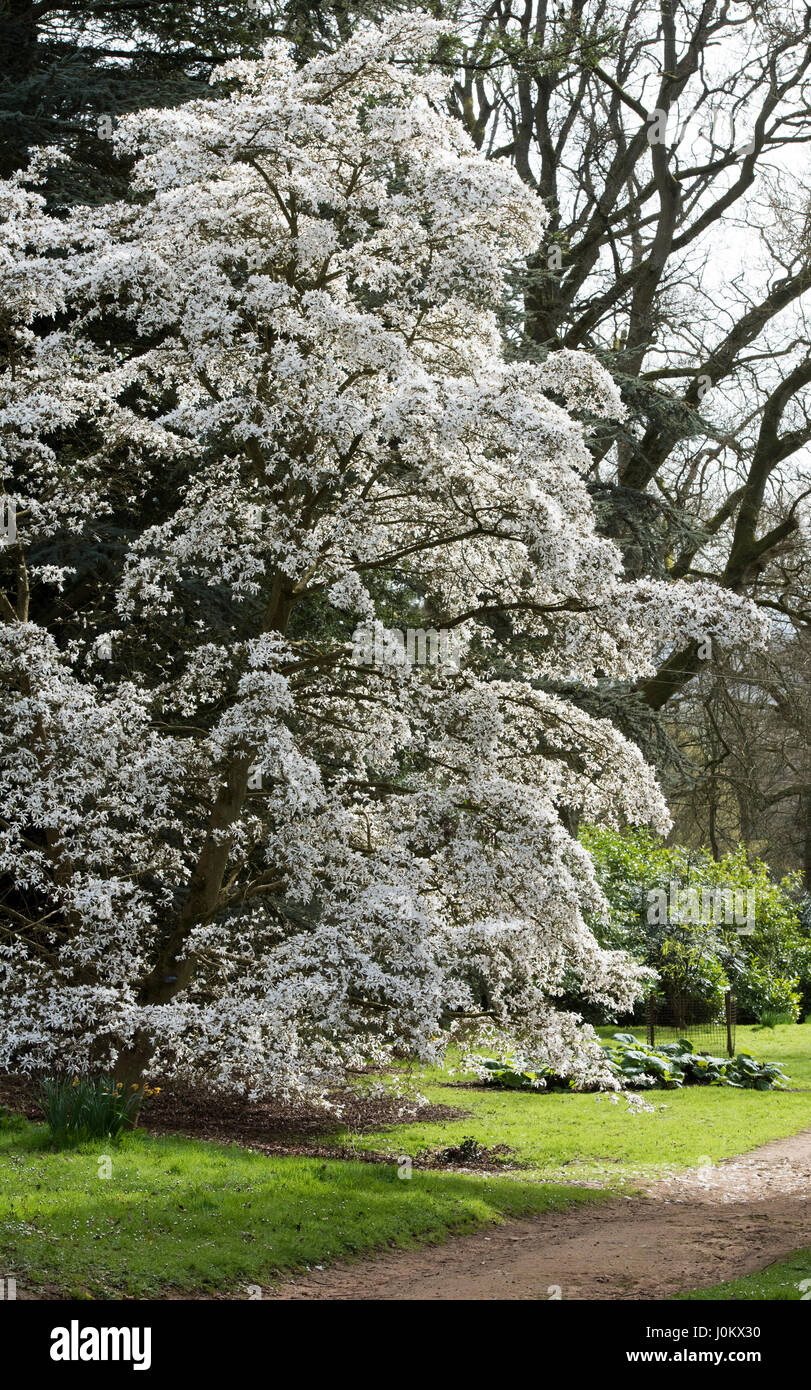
<box><xmin>37</xmin><ymin>1075</ymin><xmax>158</xmax><ymax>1146</ymax></box>
<box><xmin>579</xmin><ymin>827</ymin><xmax>809</xmax><ymax>1024</ymax></box>
<box><xmin>475</xmin><ymin>1035</ymin><xmax>788</xmax><ymax>1092</ymax></box>
<box><xmin>734</xmin><ymin>962</ymin><xmax>802</xmax><ymax>1024</ymax></box>
<box><xmin>655</xmin><ymin>936</ymin><xmax>730</xmax><ymax>1018</ymax></box>
<box><xmin>474</xmin><ymin>1056</ymin><xmax>556</xmax><ymax>1090</ymax></box>
<box><xmin>602</xmin><ymin>1034</ymin><xmax>788</xmax><ymax>1090</ymax></box>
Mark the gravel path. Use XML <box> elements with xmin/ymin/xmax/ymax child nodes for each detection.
<box><xmin>266</xmin><ymin>1127</ymin><xmax>811</xmax><ymax>1301</ymax></box>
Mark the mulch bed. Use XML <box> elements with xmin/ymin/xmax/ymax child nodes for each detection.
<box><xmin>0</xmin><ymin>1073</ymin><xmax>40</xmax><ymax>1120</ymax></box>
<box><xmin>0</xmin><ymin>1071</ymin><xmax>464</xmax><ymax>1160</ymax></box>
<box><xmin>415</xmin><ymin>1139</ymin><xmax>521</xmax><ymax>1171</ymax></box>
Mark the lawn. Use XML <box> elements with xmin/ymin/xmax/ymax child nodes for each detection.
<box><xmin>336</xmin><ymin>1024</ymin><xmax>811</xmax><ymax>1187</ymax></box>
<box><xmin>2</xmin><ymin>1023</ymin><xmax>810</xmax><ymax>1297</ymax></box>
<box><xmin>676</xmin><ymin>1249</ymin><xmax>811</xmax><ymax>1301</ymax></box>
<box><xmin>0</xmin><ymin>1113</ymin><xmax>597</xmax><ymax>1298</ymax></box>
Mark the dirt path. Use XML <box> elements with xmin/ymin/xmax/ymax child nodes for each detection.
<box><xmin>267</xmin><ymin>1128</ymin><xmax>811</xmax><ymax>1301</ymax></box>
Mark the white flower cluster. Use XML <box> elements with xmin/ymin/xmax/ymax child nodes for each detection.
<box><xmin>0</xmin><ymin>18</ymin><xmax>768</xmax><ymax>1096</ymax></box>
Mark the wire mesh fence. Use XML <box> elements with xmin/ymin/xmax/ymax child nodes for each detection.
<box><xmin>646</xmin><ymin>990</ymin><xmax>736</xmax><ymax>1057</ymax></box>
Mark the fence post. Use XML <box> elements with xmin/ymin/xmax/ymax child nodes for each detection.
<box><xmin>647</xmin><ymin>994</ymin><xmax>655</xmax><ymax>1049</ymax></box>
<box><xmin>725</xmin><ymin>990</ymin><xmax>734</xmax><ymax>1057</ymax></box>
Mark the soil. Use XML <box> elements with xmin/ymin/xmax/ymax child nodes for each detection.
<box><xmin>0</xmin><ymin>1071</ymin><xmax>462</xmax><ymax>1149</ymax></box>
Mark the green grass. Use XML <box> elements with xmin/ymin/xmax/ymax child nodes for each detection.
<box><xmin>3</xmin><ymin>1023</ymin><xmax>810</xmax><ymax>1297</ymax></box>
<box><xmin>675</xmin><ymin>1249</ymin><xmax>811</xmax><ymax>1301</ymax></box>
<box><xmin>0</xmin><ymin>1113</ymin><xmax>597</xmax><ymax>1298</ymax></box>
<box><xmin>336</xmin><ymin>1024</ymin><xmax>811</xmax><ymax>1187</ymax></box>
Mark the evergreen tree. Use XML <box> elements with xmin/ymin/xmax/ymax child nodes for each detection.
<box><xmin>0</xmin><ymin>1</ymin><xmax>406</xmax><ymax>198</ymax></box>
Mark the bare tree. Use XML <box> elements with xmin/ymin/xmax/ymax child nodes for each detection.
<box><xmin>443</xmin><ymin>0</ymin><xmax>811</xmax><ymax>671</ymax></box>
<box><xmin>439</xmin><ymin>1</ymin><xmax>811</xmax><ymax>860</ymax></box>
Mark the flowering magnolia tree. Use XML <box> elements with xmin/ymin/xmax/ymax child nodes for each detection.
<box><xmin>0</xmin><ymin>18</ymin><xmax>769</xmax><ymax>1096</ymax></box>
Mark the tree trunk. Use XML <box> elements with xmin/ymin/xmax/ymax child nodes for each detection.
<box><xmin>110</xmin><ymin>580</ymin><xmax>294</xmax><ymax>1099</ymax></box>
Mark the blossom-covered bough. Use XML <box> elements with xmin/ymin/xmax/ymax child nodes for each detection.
<box><xmin>0</xmin><ymin>18</ymin><xmax>770</xmax><ymax>1098</ymax></box>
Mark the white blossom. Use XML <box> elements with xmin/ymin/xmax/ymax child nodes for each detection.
<box><xmin>0</xmin><ymin>19</ymin><xmax>768</xmax><ymax>1096</ymax></box>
